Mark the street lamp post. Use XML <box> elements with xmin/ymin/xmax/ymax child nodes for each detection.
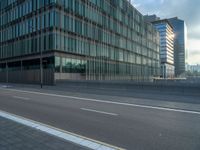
<box><xmin>6</xmin><ymin>61</ymin><xmax>8</xmax><ymax>85</ymax></box>
<box><xmin>40</xmin><ymin>42</ymin><xmax>43</xmax><ymax>88</ymax></box>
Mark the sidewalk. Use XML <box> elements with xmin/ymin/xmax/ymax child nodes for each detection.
<box><xmin>0</xmin><ymin>116</ymin><xmax>90</xmax><ymax>150</ymax></box>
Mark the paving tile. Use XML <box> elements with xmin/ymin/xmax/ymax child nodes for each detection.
<box><xmin>0</xmin><ymin>116</ymin><xmax>91</xmax><ymax>150</ymax></box>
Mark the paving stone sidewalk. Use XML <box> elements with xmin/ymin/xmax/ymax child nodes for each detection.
<box><xmin>0</xmin><ymin>116</ymin><xmax>90</xmax><ymax>150</ymax></box>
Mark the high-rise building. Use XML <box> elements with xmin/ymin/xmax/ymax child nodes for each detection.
<box><xmin>0</xmin><ymin>0</ymin><xmax>160</xmax><ymax>84</ymax></box>
<box><xmin>145</xmin><ymin>15</ymin><xmax>175</xmax><ymax>78</ymax></box>
<box><xmin>168</xmin><ymin>17</ymin><xmax>187</xmax><ymax>77</ymax></box>
<box><xmin>152</xmin><ymin>20</ymin><xmax>175</xmax><ymax>78</ymax></box>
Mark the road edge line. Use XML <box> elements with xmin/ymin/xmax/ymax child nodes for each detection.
<box><xmin>0</xmin><ymin>110</ymin><xmax>125</xmax><ymax>150</ymax></box>
<box><xmin>2</xmin><ymin>87</ymin><xmax>200</xmax><ymax>115</ymax></box>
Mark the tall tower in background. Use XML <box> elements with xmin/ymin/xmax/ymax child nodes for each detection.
<box><xmin>151</xmin><ymin>20</ymin><xmax>175</xmax><ymax>78</ymax></box>
<box><xmin>144</xmin><ymin>15</ymin><xmax>175</xmax><ymax>78</ymax></box>
<box><xmin>168</xmin><ymin>17</ymin><xmax>187</xmax><ymax>77</ymax></box>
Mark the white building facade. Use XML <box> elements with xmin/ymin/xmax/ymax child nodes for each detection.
<box><xmin>153</xmin><ymin>20</ymin><xmax>175</xmax><ymax>78</ymax></box>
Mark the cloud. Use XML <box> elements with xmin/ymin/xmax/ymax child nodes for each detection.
<box><xmin>188</xmin><ymin>51</ymin><xmax>200</xmax><ymax>64</ymax></box>
<box><xmin>190</xmin><ymin>50</ymin><xmax>200</xmax><ymax>56</ymax></box>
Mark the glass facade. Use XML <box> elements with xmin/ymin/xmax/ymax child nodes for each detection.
<box><xmin>153</xmin><ymin>20</ymin><xmax>175</xmax><ymax>78</ymax></box>
<box><xmin>168</xmin><ymin>17</ymin><xmax>187</xmax><ymax>77</ymax></box>
<box><xmin>0</xmin><ymin>0</ymin><xmax>160</xmax><ymax>82</ymax></box>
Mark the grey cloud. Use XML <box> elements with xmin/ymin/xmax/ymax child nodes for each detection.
<box><xmin>188</xmin><ymin>32</ymin><xmax>200</xmax><ymax>40</ymax></box>
<box><xmin>189</xmin><ymin>50</ymin><xmax>200</xmax><ymax>55</ymax></box>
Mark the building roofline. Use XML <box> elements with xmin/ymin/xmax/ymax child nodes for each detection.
<box><xmin>168</xmin><ymin>17</ymin><xmax>185</xmax><ymax>23</ymax></box>
<box><xmin>151</xmin><ymin>19</ymin><xmax>174</xmax><ymax>29</ymax></box>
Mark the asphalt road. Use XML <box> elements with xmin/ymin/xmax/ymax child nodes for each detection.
<box><xmin>0</xmin><ymin>86</ymin><xmax>200</xmax><ymax>150</ymax></box>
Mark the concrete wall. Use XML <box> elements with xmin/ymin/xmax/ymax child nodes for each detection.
<box><xmin>56</xmin><ymin>80</ymin><xmax>200</xmax><ymax>96</ymax></box>
<box><xmin>0</xmin><ymin>69</ymin><xmax>54</xmax><ymax>85</ymax></box>
<box><xmin>55</xmin><ymin>73</ymin><xmax>86</xmax><ymax>81</ymax></box>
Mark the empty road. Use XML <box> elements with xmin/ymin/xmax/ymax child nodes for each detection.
<box><xmin>0</xmin><ymin>85</ymin><xmax>200</xmax><ymax>150</ymax></box>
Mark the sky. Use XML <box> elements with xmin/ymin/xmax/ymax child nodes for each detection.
<box><xmin>131</xmin><ymin>0</ymin><xmax>200</xmax><ymax>65</ymax></box>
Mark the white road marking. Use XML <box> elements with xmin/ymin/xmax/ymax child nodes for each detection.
<box><xmin>0</xmin><ymin>85</ymin><xmax>13</xmax><ymax>88</ymax></box>
<box><xmin>81</xmin><ymin>108</ymin><xmax>118</xmax><ymax>116</ymax></box>
<box><xmin>0</xmin><ymin>110</ymin><xmax>124</xmax><ymax>150</ymax></box>
<box><xmin>1</xmin><ymin>88</ymin><xmax>200</xmax><ymax>115</ymax></box>
<box><xmin>13</xmin><ymin>96</ymin><xmax>30</xmax><ymax>101</ymax></box>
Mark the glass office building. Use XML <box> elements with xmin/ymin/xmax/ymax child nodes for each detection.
<box><xmin>0</xmin><ymin>0</ymin><xmax>160</xmax><ymax>84</ymax></box>
<box><xmin>152</xmin><ymin>20</ymin><xmax>175</xmax><ymax>78</ymax></box>
<box><xmin>168</xmin><ymin>17</ymin><xmax>187</xmax><ymax>77</ymax></box>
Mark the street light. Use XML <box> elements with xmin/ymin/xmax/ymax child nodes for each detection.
<box><xmin>6</xmin><ymin>62</ymin><xmax>8</xmax><ymax>85</ymax></box>
<box><xmin>29</xmin><ymin>25</ymin><xmax>43</xmax><ymax>88</ymax></box>
<box><xmin>40</xmin><ymin>38</ymin><xmax>43</xmax><ymax>89</ymax></box>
